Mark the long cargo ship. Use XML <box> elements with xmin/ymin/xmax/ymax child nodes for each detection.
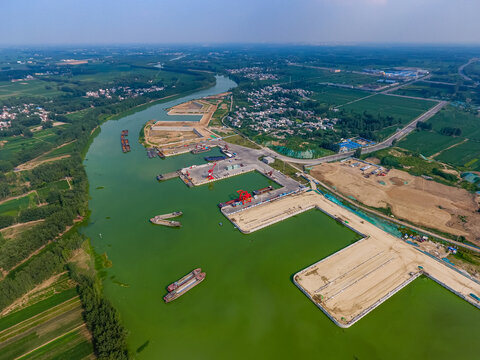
<box><xmin>253</xmin><ymin>185</ymin><xmax>274</xmax><ymax>196</ymax></box>
<box><xmin>164</xmin><ymin>268</ymin><xmax>206</xmax><ymax>303</ymax></box>
<box><xmin>121</xmin><ymin>130</ymin><xmax>130</xmax><ymax>153</ymax></box>
<box><xmin>205</xmin><ymin>155</ymin><xmax>226</xmax><ymax>162</ymax></box>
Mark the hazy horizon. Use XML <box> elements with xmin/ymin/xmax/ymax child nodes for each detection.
<box><xmin>2</xmin><ymin>0</ymin><xmax>480</xmax><ymax>46</ymax></box>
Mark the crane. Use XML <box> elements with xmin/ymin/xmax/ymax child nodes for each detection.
<box><xmin>207</xmin><ymin>162</ymin><xmax>217</xmax><ymax>180</ymax></box>
<box><xmin>236</xmin><ymin>190</ymin><xmax>252</xmax><ymax>205</ymax></box>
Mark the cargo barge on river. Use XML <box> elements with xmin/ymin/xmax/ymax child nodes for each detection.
<box><xmin>191</xmin><ymin>146</ymin><xmax>211</xmax><ymax>154</ymax></box>
<box><xmin>150</xmin><ymin>211</ymin><xmax>182</xmax><ymax>227</ymax></box>
<box><xmin>120</xmin><ymin>130</ymin><xmax>131</xmax><ymax>153</ymax></box>
<box><xmin>205</xmin><ymin>155</ymin><xmax>226</xmax><ymax>162</ymax></box>
<box><xmin>164</xmin><ymin>268</ymin><xmax>206</xmax><ymax>303</ymax></box>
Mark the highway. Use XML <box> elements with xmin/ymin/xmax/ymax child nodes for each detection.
<box><xmin>458</xmin><ymin>57</ymin><xmax>480</xmax><ymax>86</ymax></box>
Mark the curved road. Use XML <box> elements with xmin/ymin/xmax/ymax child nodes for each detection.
<box><xmin>458</xmin><ymin>58</ymin><xmax>480</xmax><ymax>86</ymax></box>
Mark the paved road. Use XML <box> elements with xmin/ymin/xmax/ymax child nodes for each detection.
<box><xmin>458</xmin><ymin>58</ymin><xmax>480</xmax><ymax>86</ymax></box>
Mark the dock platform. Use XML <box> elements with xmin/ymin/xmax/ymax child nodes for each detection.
<box><xmin>157</xmin><ymin>171</ymin><xmax>180</xmax><ymax>181</ymax></box>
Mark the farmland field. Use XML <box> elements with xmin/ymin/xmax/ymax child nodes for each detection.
<box><xmin>398</xmin><ymin>130</ymin><xmax>464</xmax><ymax>157</ymax></box>
<box><xmin>342</xmin><ymin>94</ymin><xmax>435</xmax><ymax>125</ymax></box>
<box><xmin>0</xmin><ymin>125</ymin><xmax>70</xmax><ymax>163</ymax></box>
<box><xmin>436</xmin><ymin>140</ymin><xmax>480</xmax><ymax>171</ymax></box>
<box><xmin>37</xmin><ymin>179</ymin><xmax>70</xmax><ymax>200</ymax></box>
<box><xmin>0</xmin><ymin>288</ymin><xmax>92</xmax><ymax>360</ymax></box>
<box><xmin>310</xmin><ymin>85</ymin><xmax>369</xmax><ymax>105</ymax></box>
<box><xmin>0</xmin><ymin>193</ymin><xmax>39</xmax><ymax>217</ymax></box>
<box><xmin>278</xmin><ymin>66</ymin><xmax>380</xmax><ymax>86</ymax></box>
<box><xmin>427</xmin><ymin>107</ymin><xmax>480</xmax><ymax>141</ymax></box>
<box><xmin>0</xmin><ymin>80</ymin><xmax>63</xmax><ymax>99</ymax></box>
<box><xmin>392</xmin><ymin>81</ymin><xmax>456</xmax><ymax>99</ymax></box>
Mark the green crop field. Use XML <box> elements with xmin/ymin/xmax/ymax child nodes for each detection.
<box><xmin>0</xmin><ymin>193</ymin><xmax>38</xmax><ymax>217</ymax></box>
<box><xmin>436</xmin><ymin>140</ymin><xmax>480</xmax><ymax>171</ymax></box>
<box><xmin>0</xmin><ymin>290</ymin><xmax>91</xmax><ymax>360</ymax></box>
<box><xmin>398</xmin><ymin>130</ymin><xmax>464</xmax><ymax>157</ymax></box>
<box><xmin>0</xmin><ymin>80</ymin><xmax>63</xmax><ymax>99</ymax></box>
<box><xmin>277</xmin><ymin>66</ymin><xmax>380</xmax><ymax>86</ymax></box>
<box><xmin>37</xmin><ymin>179</ymin><xmax>70</xmax><ymax>200</ymax></box>
<box><xmin>0</xmin><ymin>288</ymin><xmax>77</xmax><ymax>332</ymax></box>
<box><xmin>17</xmin><ymin>328</ymin><xmax>93</xmax><ymax>360</ymax></box>
<box><xmin>38</xmin><ymin>142</ymin><xmax>76</xmax><ymax>160</ymax></box>
<box><xmin>428</xmin><ymin>107</ymin><xmax>480</xmax><ymax>141</ymax></box>
<box><xmin>0</xmin><ymin>126</ymin><xmax>69</xmax><ymax>163</ymax></box>
<box><xmin>310</xmin><ymin>85</ymin><xmax>368</xmax><ymax>106</ymax></box>
<box><xmin>342</xmin><ymin>94</ymin><xmax>435</xmax><ymax>125</ymax></box>
<box><xmin>392</xmin><ymin>81</ymin><xmax>456</xmax><ymax>99</ymax></box>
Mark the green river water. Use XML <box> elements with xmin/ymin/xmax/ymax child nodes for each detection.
<box><xmin>84</xmin><ymin>76</ymin><xmax>480</xmax><ymax>359</ymax></box>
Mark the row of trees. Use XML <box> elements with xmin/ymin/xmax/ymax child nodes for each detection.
<box><xmin>71</xmin><ymin>269</ymin><xmax>130</xmax><ymax>360</ymax></box>
<box><xmin>0</xmin><ymin>231</ymin><xmax>84</xmax><ymax>310</ymax></box>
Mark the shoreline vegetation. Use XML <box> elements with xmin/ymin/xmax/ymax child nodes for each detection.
<box><xmin>0</xmin><ymin>70</ymin><xmax>217</xmax><ymax>359</ymax></box>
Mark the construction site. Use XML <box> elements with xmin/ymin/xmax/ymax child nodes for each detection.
<box><xmin>155</xmin><ymin>140</ymin><xmax>480</xmax><ymax>327</ymax></box>
<box><xmin>143</xmin><ymin>95</ymin><xmax>229</xmax><ymax>156</ymax></box>
<box><xmin>310</xmin><ymin>158</ymin><xmax>480</xmax><ymax>244</ymax></box>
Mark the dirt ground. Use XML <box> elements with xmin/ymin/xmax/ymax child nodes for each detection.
<box><xmin>145</xmin><ymin>97</ymin><xmax>222</xmax><ymax>149</ymax></box>
<box><xmin>0</xmin><ymin>272</ymin><xmax>71</xmax><ymax>316</ymax></box>
<box><xmin>0</xmin><ymin>219</ymin><xmax>44</xmax><ymax>240</ymax></box>
<box><xmin>311</xmin><ymin>161</ymin><xmax>480</xmax><ymax>244</ymax></box>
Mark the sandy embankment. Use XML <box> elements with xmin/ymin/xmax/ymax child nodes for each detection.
<box><xmin>311</xmin><ymin>161</ymin><xmax>480</xmax><ymax>244</ymax></box>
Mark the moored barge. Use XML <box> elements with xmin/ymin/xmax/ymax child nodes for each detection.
<box><xmin>164</xmin><ymin>268</ymin><xmax>206</xmax><ymax>303</ymax></box>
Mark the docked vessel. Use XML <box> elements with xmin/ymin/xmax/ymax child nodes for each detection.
<box><xmin>164</xmin><ymin>268</ymin><xmax>206</xmax><ymax>303</ymax></box>
<box><xmin>191</xmin><ymin>146</ymin><xmax>211</xmax><ymax>154</ymax></box>
<box><xmin>204</xmin><ymin>155</ymin><xmax>226</xmax><ymax>162</ymax></box>
<box><xmin>150</xmin><ymin>211</ymin><xmax>182</xmax><ymax>227</ymax></box>
<box><xmin>253</xmin><ymin>186</ymin><xmax>274</xmax><ymax>196</ymax></box>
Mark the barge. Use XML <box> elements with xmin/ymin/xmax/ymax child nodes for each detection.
<box><xmin>155</xmin><ymin>147</ymin><xmax>166</xmax><ymax>159</ymax></box>
<box><xmin>120</xmin><ymin>130</ymin><xmax>131</xmax><ymax>152</ymax></box>
<box><xmin>164</xmin><ymin>268</ymin><xmax>206</xmax><ymax>303</ymax></box>
<box><xmin>253</xmin><ymin>186</ymin><xmax>274</xmax><ymax>196</ymax></box>
<box><xmin>205</xmin><ymin>155</ymin><xmax>226</xmax><ymax>162</ymax></box>
<box><xmin>191</xmin><ymin>146</ymin><xmax>211</xmax><ymax>154</ymax></box>
<box><xmin>150</xmin><ymin>211</ymin><xmax>182</xmax><ymax>227</ymax></box>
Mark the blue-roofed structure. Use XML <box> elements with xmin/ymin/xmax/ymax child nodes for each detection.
<box><xmin>338</xmin><ymin>138</ymin><xmax>376</xmax><ymax>153</ymax></box>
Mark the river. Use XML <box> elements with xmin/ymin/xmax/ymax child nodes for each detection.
<box><xmin>83</xmin><ymin>76</ymin><xmax>480</xmax><ymax>359</ymax></box>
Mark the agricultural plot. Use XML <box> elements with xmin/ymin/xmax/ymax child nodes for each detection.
<box><xmin>342</xmin><ymin>94</ymin><xmax>435</xmax><ymax>125</ymax></box>
<box><xmin>392</xmin><ymin>81</ymin><xmax>456</xmax><ymax>99</ymax></box>
<box><xmin>37</xmin><ymin>179</ymin><xmax>70</xmax><ymax>200</ymax></box>
<box><xmin>0</xmin><ymin>290</ymin><xmax>92</xmax><ymax>360</ymax></box>
<box><xmin>278</xmin><ymin>66</ymin><xmax>380</xmax><ymax>86</ymax></box>
<box><xmin>0</xmin><ymin>125</ymin><xmax>69</xmax><ymax>163</ymax></box>
<box><xmin>17</xmin><ymin>328</ymin><xmax>93</xmax><ymax>360</ymax></box>
<box><xmin>38</xmin><ymin>142</ymin><xmax>76</xmax><ymax>160</ymax></box>
<box><xmin>0</xmin><ymin>193</ymin><xmax>39</xmax><ymax>217</ymax></box>
<box><xmin>398</xmin><ymin>130</ymin><xmax>463</xmax><ymax>157</ymax></box>
<box><xmin>0</xmin><ymin>80</ymin><xmax>63</xmax><ymax>99</ymax></box>
<box><xmin>427</xmin><ymin>107</ymin><xmax>480</xmax><ymax>141</ymax></box>
<box><xmin>310</xmin><ymin>85</ymin><xmax>368</xmax><ymax>106</ymax></box>
<box><xmin>436</xmin><ymin>140</ymin><xmax>480</xmax><ymax>171</ymax></box>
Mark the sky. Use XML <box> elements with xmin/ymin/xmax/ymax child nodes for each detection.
<box><xmin>1</xmin><ymin>0</ymin><xmax>479</xmax><ymax>45</ymax></box>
